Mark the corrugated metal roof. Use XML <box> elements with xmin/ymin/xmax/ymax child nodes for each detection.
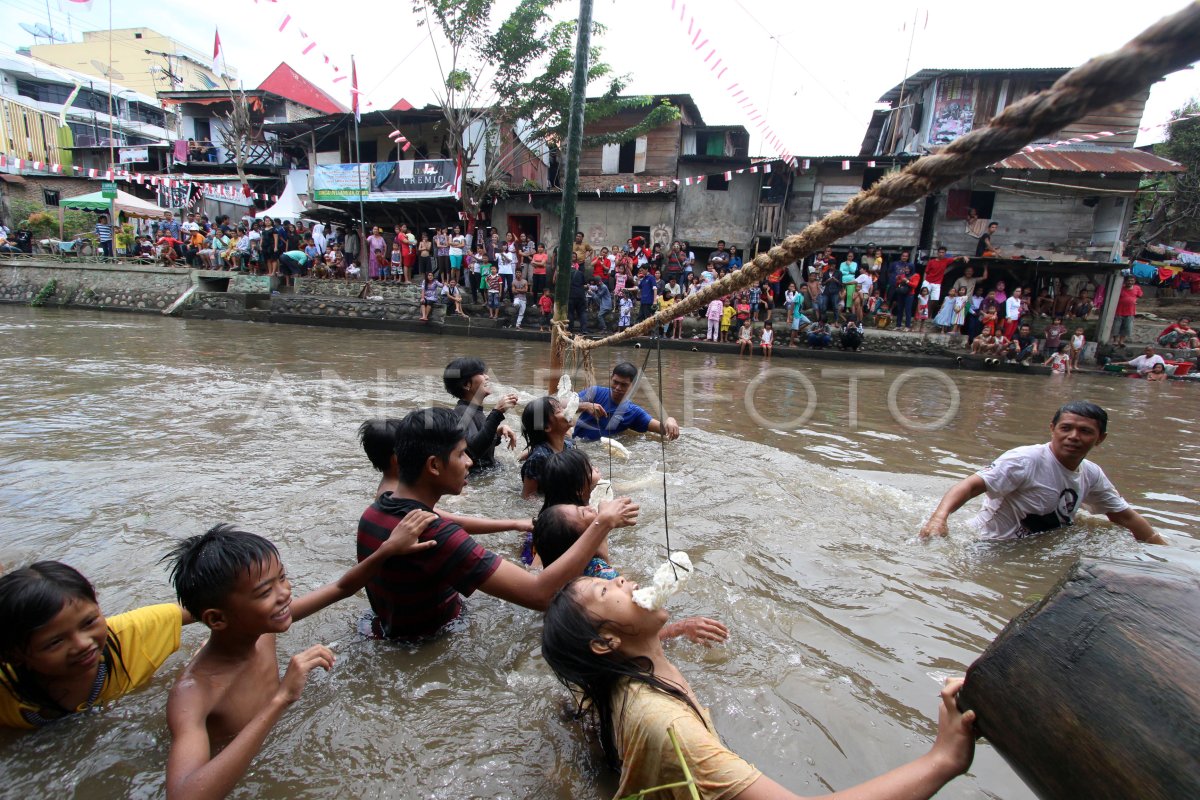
<box><xmin>878</xmin><ymin>67</ymin><xmax>1069</xmax><ymax>103</ymax></box>
<box><xmin>991</xmin><ymin>145</ymin><xmax>1184</xmax><ymax>173</ymax></box>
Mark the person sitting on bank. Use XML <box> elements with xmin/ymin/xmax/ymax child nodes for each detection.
<box><xmin>540</xmin><ymin>579</ymin><xmax>977</xmax><ymax>800</ymax></box>
<box><xmin>355</xmin><ymin>407</ymin><xmax>640</xmax><ymax>640</ymax></box>
<box><xmin>1156</xmin><ymin>317</ymin><xmax>1199</xmax><ymax>350</ymax></box>
<box><xmin>920</xmin><ymin>401</ymin><xmax>1165</xmax><ymax>544</ymax></box>
<box><xmin>573</xmin><ymin>362</ymin><xmax>680</xmax><ymax>441</ymax></box>
<box><xmin>443</xmin><ymin>357</ymin><xmax>518</xmax><ymax>471</ymax></box>
<box><xmin>1114</xmin><ymin>346</ymin><xmax>1166</xmax><ymax>376</ymax></box>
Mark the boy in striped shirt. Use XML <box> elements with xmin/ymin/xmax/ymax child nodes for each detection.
<box><xmin>355</xmin><ymin>407</ymin><xmax>638</xmax><ymax>640</ymax></box>
<box><xmin>95</xmin><ymin>215</ymin><xmax>114</xmax><ymax>258</ymax></box>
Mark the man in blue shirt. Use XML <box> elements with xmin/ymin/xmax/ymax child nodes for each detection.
<box><xmin>572</xmin><ymin>361</ymin><xmax>681</xmax><ymax>441</ymax></box>
<box><xmin>637</xmin><ymin>266</ymin><xmax>657</xmax><ymax>322</ymax></box>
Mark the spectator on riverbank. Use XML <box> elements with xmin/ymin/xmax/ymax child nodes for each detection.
<box><xmin>1112</xmin><ymin>275</ymin><xmax>1142</xmax><ymax>347</ymax></box>
<box><xmin>1156</xmin><ymin>317</ymin><xmax>1199</xmax><ymax>349</ymax></box>
<box><xmin>922</xmin><ymin>246</ymin><xmax>968</xmax><ymax>314</ymax></box>
<box><xmin>1005</xmin><ymin>323</ymin><xmax>1040</xmax><ymax>365</ymax></box>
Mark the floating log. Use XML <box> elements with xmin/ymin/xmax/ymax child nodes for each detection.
<box><xmin>958</xmin><ymin>557</ymin><xmax>1200</xmax><ymax>800</ymax></box>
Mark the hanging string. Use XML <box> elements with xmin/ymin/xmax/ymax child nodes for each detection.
<box><xmin>653</xmin><ymin>331</ymin><xmax>676</xmax><ymax>579</ymax></box>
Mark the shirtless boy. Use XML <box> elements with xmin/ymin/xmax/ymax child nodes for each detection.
<box><xmin>163</xmin><ymin>520</ymin><xmax>435</xmax><ymax>799</ymax></box>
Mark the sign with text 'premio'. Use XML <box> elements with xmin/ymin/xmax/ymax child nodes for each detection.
<box><xmin>312</xmin><ymin>160</ymin><xmax>457</xmax><ymax>202</ymax></box>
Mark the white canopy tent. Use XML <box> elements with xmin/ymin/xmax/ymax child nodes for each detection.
<box><xmin>255</xmin><ymin>170</ymin><xmax>308</xmax><ymax>222</ymax></box>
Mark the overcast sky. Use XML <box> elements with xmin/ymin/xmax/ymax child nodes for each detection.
<box><xmin>1</xmin><ymin>0</ymin><xmax>1197</xmax><ymax>156</ymax></box>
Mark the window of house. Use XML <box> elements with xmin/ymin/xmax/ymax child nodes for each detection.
<box><xmin>861</xmin><ymin>168</ymin><xmax>886</xmax><ymax>191</ymax></box>
<box><xmin>946</xmin><ymin>189</ymin><xmax>995</xmax><ymax>220</ymax></box>
<box><xmin>706</xmin><ymin>173</ymin><xmax>729</xmax><ymax>191</ymax></box>
<box><xmin>43</xmin><ymin>189</ymin><xmax>60</xmax><ymax>206</ymax></box>
<box><xmin>618</xmin><ymin>139</ymin><xmax>636</xmax><ymax>173</ymax></box>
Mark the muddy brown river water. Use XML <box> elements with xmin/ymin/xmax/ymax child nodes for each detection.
<box><xmin>0</xmin><ymin>307</ymin><xmax>1196</xmax><ymax>799</ymax></box>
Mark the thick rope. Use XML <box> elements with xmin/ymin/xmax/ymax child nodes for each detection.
<box><xmin>572</xmin><ymin>1</ymin><xmax>1200</xmax><ymax>351</ymax></box>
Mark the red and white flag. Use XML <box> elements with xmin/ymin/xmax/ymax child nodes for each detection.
<box><xmin>212</xmin><ymin>28</ymin><xmax>228</xmax><ymax>78</ymax></box>
<box><xmin>58</xmin><ymin>0</ymin><xmax>93</xmax><ymax>12</ymax></box>
<box><xmin>388</xmin><ymin>129</ymin><xmax>410</xmax><ymax>152</ymax></box>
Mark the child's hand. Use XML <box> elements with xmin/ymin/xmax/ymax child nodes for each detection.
<box><xmin>382</xmin><ymin>511</ymin><xmax>439</xmax><ymax>556</ymax></box>
<box><xmin>499</xmin><ymin>424</ymin><xmax>518</xmax><ymax>450</ymax></box>
<box><xmin>668</xmin><ymin>616</ymin><xmax>730</xmax><ymax>645</ymax></box>
<box><xmin>275</xmin><ymin>645</ymin><xmax>336</xmax><ymax>705</ymax></box>
<box><xmin>495</xmin><ymin>393</ymin><xmax>520</xmax><ymax>413</ymax></box>
<box><xmin>929</xmin><ymin>677</ymin><xmax>976</xmax><ymax>777</ymax></box>
<box><xmin>596</xmin><ymin>496</ymin><xmax>639</xmax><ymax>529</ymax></box>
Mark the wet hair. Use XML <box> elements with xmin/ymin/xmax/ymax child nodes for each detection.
<box><xmin>164</xmin><ymin>524</ymin><xmax>280</xmax><ymax>618</ymax></box>
<box><xmin>541</xmin><ymin>579</ymin><xmax>701</xmax><ymax>768</ymax></box>
<box><xmin>0</xmin><ymin>562</ymin><xmax>128</xmax><ymax>717</ymax></box>
<box><xmin>1051</xmin><ymin>401</ymin><xmax>1108</xmax><ymax>434</ymax></box>
<box><xmin>442</xmin><ymin>357</ymin><xmax>488</xmax><ymax>400</ymax></box>
<box><xmin>393</xmin><ymin>407</ymin><xmax>466</xmax><ymax>485</ymax></box>
<box><xmin>521</xmin><ymin>396</ymin><xmax>561</xmax><ymax>450</ymax></box>
<box><xmin>530</xmin><ymin>505</ymin><xmax>582</xmax><ymax>567</ymax></box>
<box><xmin>611</xmin><ymin>361</ymin><xmax>638</xmax><ymax>381</ymax></box>
<box><xmin>358</xmin><ymin>418</ymin><xmax>401</xmax><ymax>472</ymax></box>
<box><xmin>540</xmin><ymin>449</ymin><xmax>595</xmax><ymax>509</ymax></box>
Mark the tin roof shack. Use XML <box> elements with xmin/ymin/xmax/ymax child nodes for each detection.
<box><xmin>863</xmin><ymin>67</ymin><xmax>1184</xmax><ymax>261</ymax></box>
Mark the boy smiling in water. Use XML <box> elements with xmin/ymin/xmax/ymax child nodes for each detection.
<box><xmin>163</xmin><ymin>520</ymin><xmax>435</xmax><ymax>798</ymax></box>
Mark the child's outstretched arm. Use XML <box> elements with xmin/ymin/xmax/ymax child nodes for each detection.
<box><xmin>291</xmin><ymin>511</ymin><xmax>438</xmax><ymax>622</ymax></box>
<box><xmin>165</xmin><ymin>646</ymin><xmax>334</xmax><ymax>800</ymax></box>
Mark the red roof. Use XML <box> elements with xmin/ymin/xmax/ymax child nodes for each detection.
<box><xmin>992</xmin><ymin>145</ymin><xmax>1184</xmax><ymax>173</ymax></box>
<box><xmin>391</xmin><ymin>98</ymin><xmax>414</xmax><ymax>111</ymax></box>
<box><xmin>256</xmin><ymin>63</ymin><xmax>348</xmax><ymax>115</ymax></box>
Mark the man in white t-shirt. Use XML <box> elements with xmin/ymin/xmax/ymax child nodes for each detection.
<box><xmin>920</xmin><ymin>402</ymin><xmax>1164</xmax><ymax>544</ymax></box>
<box><xmin>1117</xmin><ymin>346</ymin><xmax>1166</xmax><ymax>376</ymax></box>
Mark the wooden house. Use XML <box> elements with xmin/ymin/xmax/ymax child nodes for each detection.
<box><xmin>857</xmin><ymin>67</ymin><xmax>1184</xmax><ymax>261</ymax></box>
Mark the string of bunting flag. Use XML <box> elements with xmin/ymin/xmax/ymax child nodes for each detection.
<box><xmin>1019</xmin><ymin>109</ymin><xmax>1200</xmax><ymax>153</ymax></box>
<box><xmin>0</xmin><ymin>155</ymin><xmax>280</xmax><ymax>203</ymax></box>
<box><xmin>666</xmin><ymin>0</ymin><xmax>797</xmax><ymax>168</ymax></box>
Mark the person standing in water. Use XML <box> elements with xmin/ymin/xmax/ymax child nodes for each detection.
<box><xmin>920</xmin><ymin>401</ymin><xmax>1165</xmax><ymax>544</ymax></box>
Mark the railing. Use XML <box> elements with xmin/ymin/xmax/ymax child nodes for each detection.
<box><xmin>0</xmin><ymin>97</ymin><xmax>63</xmax><ymax>164</ymax></box>
<box><xmin>755</xmin><ymin>203</ymin><xmax>786</xmax><ymax>240</ymax></box>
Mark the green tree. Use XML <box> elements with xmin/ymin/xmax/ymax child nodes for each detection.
<box><xmin>1127</xmin><ymin>99</ymin><xmax>1200</xmax><ymax>257</ymax></box>
<box><xmin>413</xmin><ymin>0</ymin><xmax>680</xmax><ymax>222</ymax></box>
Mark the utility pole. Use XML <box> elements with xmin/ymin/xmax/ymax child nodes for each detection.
<box><xmin>550</xmin><ymin>0</ymin><xmax>592</xmax><ymax>380</ymax></box>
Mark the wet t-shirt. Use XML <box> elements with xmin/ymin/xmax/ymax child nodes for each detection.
<box><xmin>614</xmin><ymin>680</ymin><xmax>761</xmax><ymax>800</ymax></box>
<box><xmin>356</xmin><ymin>495</ymin><xmax>500</xmax><ymax>639</ymax></box>
<box><xmin>971</xmin><ymin>443</ymin><xmax>1129</xmax><ymax>541</ymax></box>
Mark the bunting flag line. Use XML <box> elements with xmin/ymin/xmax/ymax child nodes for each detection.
<box><xmin>387</xmin><ymin>129</ymin><xmax>411</xmax><ymax>152</ymax></box>
<box><xmin>666</xmin><ymin>0</ymin><xmax>796</xmax><ymax>167</ymax></box>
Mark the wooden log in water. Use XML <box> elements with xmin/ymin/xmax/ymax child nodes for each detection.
<box><xmin>958</xmin><ymin>557</ymin><xmax>1200</xmax><ymax>800</ymax></box>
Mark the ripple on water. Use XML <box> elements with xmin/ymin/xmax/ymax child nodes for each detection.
<box><xmin>1</xmin><ymin>307</ymin><xmax>1196</xmax><ymax>799</ymax></box>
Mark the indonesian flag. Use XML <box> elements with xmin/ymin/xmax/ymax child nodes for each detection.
<box><xmin>212</xmin><ymin>28</ymin><xmax>228</xmax><ymax>78</ymax></box>
<box><xmin>841</xmin><ymin>160</ymin><xmax>851</xmax><ymax>170</ymax></box>
<box><xmin>58</xmin><ymin>0</ymin><xmax>93</xmax><ymax>11</ymax></box>
<box><xmin>388</xmin><ymin>129</ymin><xmax>410</xmax><ymax>152</ymax></box>
<box><xmin>723</xmin><ymin>171</ymin><xmax>732</xmax><ymax>180</ymax></box>
<box><xmin>351</xmin><ymin>56</ymin><xmax>360</xmax><ymax>123</ymax></box>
